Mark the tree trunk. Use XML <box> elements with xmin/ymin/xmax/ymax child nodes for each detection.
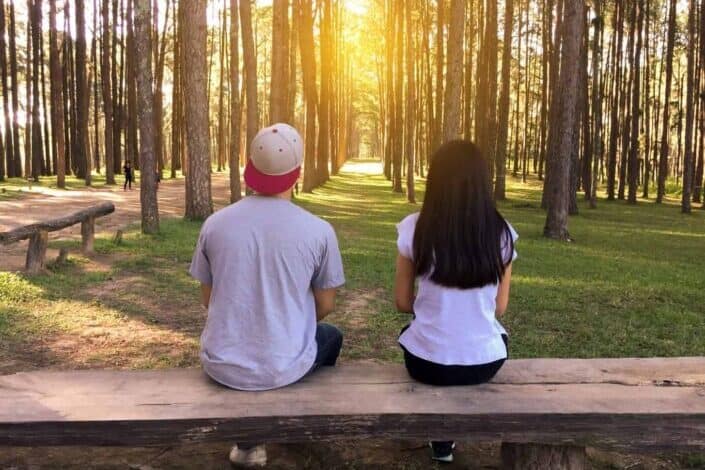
<box><xmin>240</xmin><ymin>0</ymin><xmax>259</xmax><ymax>158</ymax></box>
<box><xmin>494</xmin><ymin>0</ymin><xmax>514</xmax><ymax>200</ymax></box>
<box><xmin>681</xmin><ymin>0</ymin><xmax>697</xmax><ymax>213</ymax></box>
<box><xmin>134</xmin><ymin>0</ymin><xmax>159</xmax><ymax>233</ymax></box>
<box><xmin>442</xmin><ymin>0</ymin><xmax>465</xmax><ymax>141</ymax></box>
<box><xmin>75</xmin><ymin>0</ymin><xmax>90</xmax><ymax>184</ymax></box>
<box><xmin>183</xmin><ymin>0</ymin><xmax>213</xmax><ymax>219</ymax></box>
<box><xmin>544</xmin><ymin>0</ymin><xmax>584</xmax><ymax>241</ymax></box>
<box><xmin>49</xmin><ymin>0</ymin><xmax>65</xmax><ymax>188</ymax></box>
<box><xmin>8</xmin><ymin>2</ymin><xmax>20</xmax><ymax>177</ymax></box>
<box><xmin>100</xmin><ymin>0</ymin><xmax>115</xmax><ymax>184</ymax></box>
<box><xmin>589</xmin><ymin>0</ymin><xmax>603</xmax><ymax>208</ymax></box>
<box><xmin>405</xmin><ymin>0</ymin><xmax>415</xmax><ymax>203</ymax></box>
<box><xmin>0</xmin><ymin>0</ymin><xmax>10</xmax><ymax>180</ymax></box>
<box><xmin>297</xmin><ymin>0</ymin><xmax>318</xmax><ymax>193</ymax></box>
<box><xmin>628</xmin><ymin>0</ymin><xmax>644</xmax><ymax>204</ymax></box>
<box><xmin>317</xmin><ymin>0</ymin><xmax>332</xmax><ymax>185</ymax></box>
<box><xmin>270</xmin><ymin>0</ymin><xmax>289</xmax><ymax>124</ymax></box>
<box><xmin>230</xmin><ymin>0</ymin><xmax>242</xmax><ymax>202</ymax></box>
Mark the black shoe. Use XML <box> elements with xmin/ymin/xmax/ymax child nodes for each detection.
<box><xmin>430</xmin><ymin>441</ymin><xmax>455</xmax><ymax>463</ymax></box>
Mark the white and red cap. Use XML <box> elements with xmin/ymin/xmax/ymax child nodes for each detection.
<box><xmin>244</xmin><ymin>123</ymin><xmax>303</xmax><ymax>195</ymax></box>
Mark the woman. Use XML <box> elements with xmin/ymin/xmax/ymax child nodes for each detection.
<box><xmin>394</xmin><ymin>140</ymin><xmax>518</xmax><ymax>463</ymax></box>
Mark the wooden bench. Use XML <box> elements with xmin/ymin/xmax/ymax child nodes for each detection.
<box><xmin>0</xmin><ymin>202</ymin><xmax>115</xmax><ymax>273</ymax></box>
<box><xmin>1</xmin><ymin>358</ymin><xmax>703</xmax><ymax>469</ymax></box>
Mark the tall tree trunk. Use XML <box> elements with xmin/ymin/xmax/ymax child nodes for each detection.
<box><xmin>171</xmin><ymin>0</ymin><xmax>182</xmax><ymax>178</ymax></box>
<box><xmin>544</xmin><ymin>0</ymin><xmax>584</xmax><ymax>240</ymax></box>
<box><xmin>134</xmin><ymin>0</ymin><xmax>159</xmax><ymax>233</ymax></box>
<box><xmin>0</xmin><ymin>0</ymin><xmax>10</xmax><ymax>180</ymax></box>
<box><xmin>391</xmin><ymin>0</ymin><xmax>403</xmax><ymax>192</ymax></box>
<box><xmin>30</xmin><ymin>0</ymin><xmax>44</xmax><ymax>181</ymax></box>
<box><xmin>317</xmin><ymin>0</ymin><xmax>332</xmax><ymax>184</ymax></box>
<box><xmin>49</xmin><ymin>0</ymin><xmax>65</xmax><ymax>188</ymax></box>
<box><xmin>183</xmin><ymin>0</ymin><xmax>213</xmax><ymax>219</ymax></box>
<box><xmin>270</xmin><ymin>0</ymin><xmax>289</xmax><ymax>123</ymax></box>
<box><xmin>405</xmin><ymin>0</ymin><xmax>415</xmax><ymax>203</ymax></box>
<box><xmin>433</xmin><ymin>0</ymin><xmax>445</xmax><ymax>154</ymax></box>
<box><xmin>297</xmin><ymin>0</ymin><xmax>318</xmax><ymax>192</ymax></box>
<box><xmin>442</xmin><ymin>0</ymin><xmax>465</xmax><ymax>141</ymax></box>
<box><xmin>153</xmin><ymin>0</ymin><xmax>170</xmax><ymax>176</ymax></box>
<box><xmin>240</xmin><ymin>0</ymin><xmax>259</xmax><ymax>159</ymax></box>
<box><xmin>627</xmin><ymin>0</ymin><xmax>644</xmax><ymax>204</ymax></box>
<box><xmin>8</xmin><ymin>2</ymin><xmax>21</xmax><ymax>177</ymax></box>
<box><xmin>494</xmin><ymin>0</ymin><xmax>514</xmax><ymax>200</ymax></box>
<box><xmin>101</xmin><ymin>0</ymin><xmax>115</xmax><ymax>184</ymax></box>
<box><xmin>589</xmin><ymin>0</ymin><xmax>603</xmax><ymax>208</ymax></box>
<box><xmin>76</xmin><ymin>0</ymin><xmax>90</xmax><ymax>183</ymax></box>
<box><xmin>230</xmin><ymin>0</ymin><xmax>242</xmax><ymax>202</ymax></box>
<box><xmin>682</xmin><ymin>0</ymin><xmax>697</xmax><ymax>212</ymax></box>
<box><xmin>126</xmin><ymin>0</ymin><xmax>138</xmax><ymax>171</ymax></box>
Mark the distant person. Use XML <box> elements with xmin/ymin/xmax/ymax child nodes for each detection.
<box><xmin>189</xmin><ymin>123</ymin><xmax>345</xmax><ymax>468</ymax></box>
<box><xmin>155</xmin><ymin>170</ymin><xmax>161</xmax><ymax>190</ymax></box>
<box><xmin>123</xmin><ymin>161</ymin><xmax>133</xmax><ymax>191</ymax></box>
<box><xmin>393</xmin><ymin>140</ymin><xmax>517</xmax><ymax>464</ymax></box>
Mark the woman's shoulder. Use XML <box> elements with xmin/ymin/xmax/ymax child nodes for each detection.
<box><xmin>397</xmin><ymin>212</ymin><xmax>420</xmax><ymax>233</ymax></box>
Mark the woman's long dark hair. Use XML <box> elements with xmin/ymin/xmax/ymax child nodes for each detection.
<box><xmin>413</xmin><ymin>140</ymin><xmax>513</xmax><ymax>289</ymax></box>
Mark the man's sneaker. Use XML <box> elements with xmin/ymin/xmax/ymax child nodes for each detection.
<box><xmin>430</xmin><ymin>441</ymin><xmax>456</xmax><ymax>463</ymax></box>
<box><xmin>229</xmin><ymin>444</ymin><xmax>267</xmax><ymax>468</ymax></box>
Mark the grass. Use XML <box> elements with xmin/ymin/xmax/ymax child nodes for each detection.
<box><xmin>1</xmin><ymin>162</ymin><xmax>705</xmax><ymax>372</ymax></box>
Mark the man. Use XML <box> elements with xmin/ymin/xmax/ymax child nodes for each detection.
<box><xmin>189</xmin><ymin>124</ymin><xmax>345</xmax><ymax>467</ymax></box>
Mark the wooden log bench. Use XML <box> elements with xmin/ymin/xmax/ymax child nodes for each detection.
<box><xmin>1</xmin><ymin>358</ymin><xmax>703</xmax><ymax>469</ymax></box>
<box><xmin>0</xmin><ymin>202</ymin><xmax>115</xmax><ymax>273</ymax></box>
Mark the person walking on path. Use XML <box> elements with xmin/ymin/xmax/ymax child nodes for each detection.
<box><xmin>123</xmin><ymin>161</ymin><xmax>134</xmax><ymax>190</ymax></box>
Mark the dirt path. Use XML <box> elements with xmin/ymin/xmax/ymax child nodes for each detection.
<box><xmin>0</xmin><ymin>174</ymin><xmax>233</xmax><ymax>271</ymax></box>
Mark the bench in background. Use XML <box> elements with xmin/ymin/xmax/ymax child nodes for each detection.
<box><xmin>0</xmin><ymin>202</ymin><xmax>114</xmax><ymax>273</ymax></box>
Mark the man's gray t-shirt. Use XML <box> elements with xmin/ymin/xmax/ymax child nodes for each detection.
<box><xmin>189</xmin><ymin>196</ymin><xmax>345</xmax><ymax>391</ymax></box>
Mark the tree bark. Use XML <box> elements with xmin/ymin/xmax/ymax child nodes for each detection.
<box><xmin>544</xmin><ymin>0</ymin><xmax>584</xmax><ymax>241</ymax></box>
<box><xmin>230</xmin><ymin>0</ymin><xmax>242</xmax><ymax>202</ymax></box>
<box><xmin>134</xmin><ymin>0</ymin><xmax>159</xmax><ymax>233</ymax></box>
<box><xmin>270</xmin><ymin>0</ymin><xmax>289</xmax><ymax>124</ymax></box>
<box><xmin>405</xmin><ymin>0</ymin><xmax>415</xmax><ymax>203</ymax></box>
<box><xmin>49</xmin><ymin>0</ymin><xmax>65</xmax><ymax>188</ymax></box>
<box><xmin>442</xmin><ymin>0</ymin><xmax>465</xmax><ymax>141</ymax></box>
<box><xmin>627</xmin><ymin>0</ymin><xmax>644</xmax><ymax>204</ymax></box>
<box><xmin>681</xmin><ymin>0</ymin><xmax>697</xmax><ymax>212</ymax></box>
<box><xmin>494</xmin><ymin>0</ymin><xmax>514</xmax><ymax>200</ymax></box>
<box><xmin>183</xmin><ymin>0</ymin><xmax>213</xmax><ymax>219</ymax></box>
<box><xmin>75</xmin><ymin>0</ymin><xmax>90</xmax><ymax>184</ymax></box>
<box><xmin>240</xmin><ymin>0</ymin><xmax>259</xmax><ymax>157</ymax></box>
<box><xmin>297</xmin><ymin>0</ymin><xmax>318</xmax><ymax>193</ymax></box>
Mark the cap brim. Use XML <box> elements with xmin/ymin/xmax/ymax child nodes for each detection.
<box><xmin>244</xmin><ymin>160</ymin><xmax>301</xmax><ymax>195</ymax></box>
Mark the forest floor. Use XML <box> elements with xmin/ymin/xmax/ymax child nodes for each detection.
<box><xmin>1</xmin><ymin>160</ymin><xmax>704</xmax><ymax>469</ymax></box>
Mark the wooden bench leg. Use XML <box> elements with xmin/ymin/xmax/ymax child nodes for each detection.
<box><xmin>501</xmin><ymin>443</ymin><xmax>586</xmax><ymax>470</ymax></box>
<box><xmin>26</xmin><ymin>230</ymin><xmax>48</xmax><ymax>274</ymax></box>
<box><xmin>81</xmin><ymin>216</ymin><xmax>95</xmax><ymax>254</ymax></box>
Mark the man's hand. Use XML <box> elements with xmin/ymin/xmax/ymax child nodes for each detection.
<box><xmin>314</xmin><ymin>288</ymin><xmax>337</xmax><ymax>321</ymax></box>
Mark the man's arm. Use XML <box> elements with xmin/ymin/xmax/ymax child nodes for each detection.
<box><xmin>200</xmin><ymin>283</ymin><xmax>212</xmax><ymax>308</ymax></box>
<box><xmin>314</xmin><ymin>287</ymin><xmax>337</xmax><ymax>321</ymax></box>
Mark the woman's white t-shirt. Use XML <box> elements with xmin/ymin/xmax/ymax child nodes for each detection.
<box><xmin>396</xmin><ymin>213</ymin><xmax>518</xmax><ymax>366</ymax></box>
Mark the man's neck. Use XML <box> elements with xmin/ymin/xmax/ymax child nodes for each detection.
<box><xmin>255</xmin><ymin>189</ymin><xmax>293</xmax><ymax>201</ymax></box>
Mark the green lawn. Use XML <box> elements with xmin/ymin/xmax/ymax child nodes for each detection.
<box><xmin>1</xmin><ymin>163</ymin><xmax>704</xmax><ymax>374</ymax></box>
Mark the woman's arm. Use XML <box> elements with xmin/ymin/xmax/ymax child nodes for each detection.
<box><xmin>495</xmin><ymin>263</ymin><xmax>513</xmax><ymax>316</ymax></box>
<box><xmin>394</xmin><ymin>254</ymin><xmax>416</xmax><ymax>313</ymax></box>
